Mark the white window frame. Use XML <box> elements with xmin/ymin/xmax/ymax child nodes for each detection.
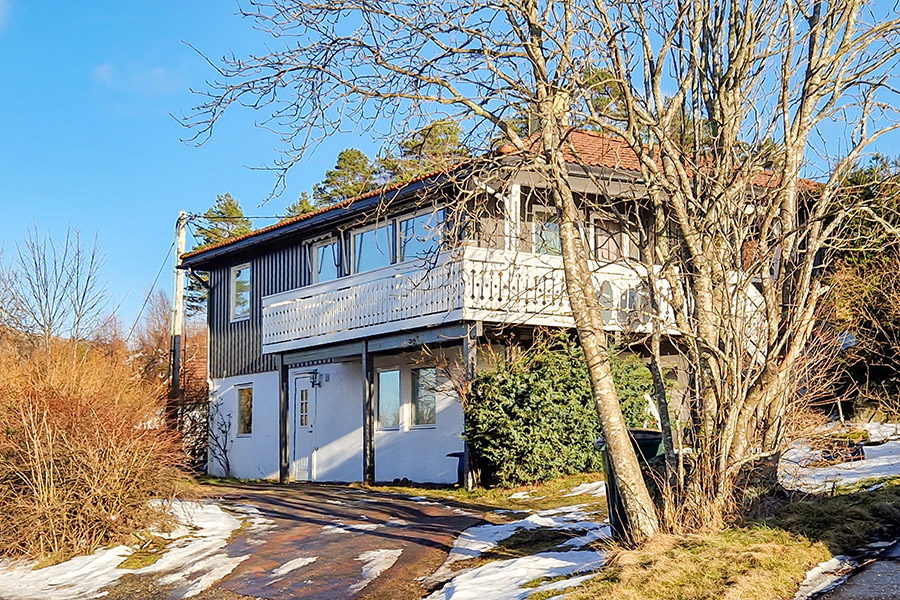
<box><xmin>308</xmin><ymin>236</ymin><xmax>341</xmax><ymax>284</ymax></box>
<box><xmin>530</xmin><ymin>204</ymin><xmax>562</xmax><ymax>256</ymax></box>
<box><xmin>376</xmin><ymin>368</ymin><xmax>402</xmax><ymax>431</ymax></box>
<box><xmin>409</xmin><ymin>366</ymin><xmax>438</xmax><ymax>429</ymax></box>
<box><xmin>230</xmin><ymin>263</ymin><xmax>252</xmax><ymax>323</ymax></box>
<box><xmin>350</xmin><ymin>221</ymin><xmax>396</xmax><ymax>275</ymax></box>
<box><xmin>397</xmin><ymin>207</ymin><xmax>445</xmax><ymax>263</ymax></box>
<box><xmin>236</xmin><ymin>384</ymin><xmax>253</xmax><ymax>437</ymax></box>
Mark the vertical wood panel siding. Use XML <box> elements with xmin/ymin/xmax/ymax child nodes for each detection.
<box><xmin>209</xmin><ymin>244</ymin><xmax>305</xmax><ymax>378</ymax></box>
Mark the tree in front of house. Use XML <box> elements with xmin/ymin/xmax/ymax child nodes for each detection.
<box><xmin>186</xmin><ymin>193</ymin><xmax>253</xmax><ymax>314</ymax></box>
<box><xmin>184</xmin><ymin>0</ymin><xmax>900</xmax><ymax>541</ymax></box>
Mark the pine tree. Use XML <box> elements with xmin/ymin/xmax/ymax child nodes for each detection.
<box><xmin>379</xmin><ymin>120</ymin><xmax>469</xmax><ymax>182</ymax></box>
<box><xmin>186</xmin><ymin>194</ymin><xmax>253</xmax><ymax>314</ymax></box>
<box><xmin>281</xmin><ymin>191</ymin><xmax>318</xmax><ymax>221</ymax></box>
<box><xmin>312</xmin><ymin>149</ymin><xmax>378</xmax><ymax>205</ymax></box>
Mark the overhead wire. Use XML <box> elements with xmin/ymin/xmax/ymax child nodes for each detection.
<box><xmin>126</xmin><ymin>239</ymin><xmax>176</xmax><ymax>343</ymax></box>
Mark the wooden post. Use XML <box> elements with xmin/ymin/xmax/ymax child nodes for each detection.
<box><xmin>362</xmin><ymin>341</ymin><xmax>376</xmax><ymax>484</ymax></box>
<box><xmin>462</xmin><ymin>322</ymin><xmax>481</xmax><ymax>490</ymax></box>
<box><xmin>278</xmin><ymin>354</ymin><xmax>290</xmax><ymax>483</ymax></box>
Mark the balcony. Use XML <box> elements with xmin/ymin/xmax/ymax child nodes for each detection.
<box><xmin>261</xmin><ymin>246</ymin><xmax>672</xmax><ymax>354</ymax></box>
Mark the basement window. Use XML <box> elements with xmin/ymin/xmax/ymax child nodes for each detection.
<box><xmin>230</xmin><ymin>263</ymin><xmax>251</xmax><ymax>322</ymax></box>
<box><xmin>237</xmin><ymin>386</ymin><xmax>253</xmax><ymax>436</ymax></box>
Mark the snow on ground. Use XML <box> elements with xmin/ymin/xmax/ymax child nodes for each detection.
<box><xmin>0</xmin><ymin>500</ymin><xmax>273</xmax><ymax>600</ymax></box>
<box><xmin>267</xmin><ymin>556</ymin><xmax>318</xmax><ymax>585</ymax></box>
<box><xmin>864</xmin><ymin>422</ymin><xmax>900</xmax><ymax>443</ymax></box>
<box><xmin>425</xmin><ymin>504</ymin><xmax>610</xmax><ymax>597</ymax></box>
<box><xmin>779</xmin><ymin>440</ymin><xmax>900</xmax><ymax>493</ymax></box>
<box><xmin>793</xmin><ymin>555</ymin><xmax>855</xmax><ymax>599</ymax></box>
<box><xmin>561</xmin><ymin>481</ymin><xmax>607</xmax><ymax>498</ymax></box>
<box><xmin>426</xmin><ymin>551</ymin><xmax>606</xmax><ymax>600</ymax></box>
<box><xmin>349</xmin><ymin>549</ymin><xmax>403</xmax><ymax>593</ymax></box>
<box><xmin>322</xmin><ymin>522</ymin><xmax>383</xmax><ymax>534</ymax></box>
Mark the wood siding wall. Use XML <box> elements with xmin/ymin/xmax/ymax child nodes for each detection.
<box><xmin>209</xmin><ymin>244</ymin><xmax>305</xmax><ymax>378</ymax></box>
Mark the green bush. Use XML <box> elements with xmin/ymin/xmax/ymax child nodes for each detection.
<box><xmin>465</xmin><ymin>331</ymin><xmax>656</xmax><ymax>487</ymax></box>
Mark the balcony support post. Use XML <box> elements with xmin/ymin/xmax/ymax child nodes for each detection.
<box><xmin>277</xmin><ymin>354</ymin><xmax>289</xmax><ymax>483</ymax></box>
<box><xmin>462</xmin><ymin>322</ymin><xmax>481</xmax><ymax>490</ymax></box>
<box><xmin>362</xmin><ymin>341</ymin><xmax>376</xmax><ymax>484</ymax></box>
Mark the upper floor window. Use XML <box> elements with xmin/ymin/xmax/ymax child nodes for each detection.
<box><xmin>399</xmin><ymin>210</ymin><xmax>444</xmax><ymax>261</ymax></box>
<box><xmin>230</xmin><ymin>263</ymin><xmax>251</xmax><ymax>322</ymax></box>
<box><xmin>311</xmin><ymin>238</ymin><xmax>340</xmax><ymax>283</ymax></box>
<box><xmin>593</xmin><ymin>219</ymin><xmax>623</xmax><ymax>262</ymax></box>
<box><xmin>352</xmin><ymin>222</ymin><xmax>395</xmax><ymax>274</ymax></box>
<box><xmin>532</xmin><ymin>206</ymin><xmax>562</xmax><ymax>256</ymax></box>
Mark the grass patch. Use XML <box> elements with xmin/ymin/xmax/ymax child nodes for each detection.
<box><xmin>360</xmin><ymin>471</ymin><xmax>608</xmax><ymax>514</ymax></box>
<box><xmin>451</xmin><ymin>527</ymin><xmax>582</xmax><ymax>572</ymax></box>
<box><xmin>763</xmin><ymin>476</ymin><xmax>900</xmax><ymax>554</ymax></box>
<box><xmin>522</xmin><ymin>573</ymin><xmax>575</xmax><ymax>589</ymax></box>
<box><xmin>116</xmin><ymin>536</ymin><xmax>172</xmax><ymax>569</ymax></box>
<box><xmin>566</xmin><ymin>528</ymin><xmax>830</xmax><ymax>600</ymax></box>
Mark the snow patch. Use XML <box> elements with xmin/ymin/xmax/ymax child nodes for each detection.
<box><xmin>348</xmin><ymin>549</ymin><xmax>403</xmax><ymax>593</ymax></box>
<box><xmin>562</xmin><ymin>481</ymin><xmax>607</xmax><ymax>498</ymax></box>
<box><xmin>779</xmin><ymin>440</ymin><xmax>900</xmax><ymax>493</ymax></box>
<box><xmin>267</xmin><ymin>556</ymin><xmax>318</xmax><ymax>584</ymax></box>
<box><xmin>864</xmin><ymin>422</ymin><xmax>900</xmax><ymax>443</ymax></box>
<box><xmin>426</xmin><ymin>550</ymin><xmax>605</xmax><ymax>600</ymax></box>
<box><xmin>793</xmin><ymin>555</ymin><xmax>855</xmax><ymax>599</ymax></box>
<box><xmin>0</xmin><ymin>500</ymin><xmax>255</xmax><ymax>600</ymax></box>
<box><xmin>322</xmin><ymin>522</ymin><xmax>383</xmax><ymax>535</ymax></box>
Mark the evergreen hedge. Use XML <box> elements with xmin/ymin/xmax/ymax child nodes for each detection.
<box><xmin>465</xmin><ymin>331</ymin><xmax>655</xmax><ymax>487</ymax></box>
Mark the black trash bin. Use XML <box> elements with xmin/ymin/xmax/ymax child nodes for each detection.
<box><xmin>595</xmin><ymin>428</ymin><xmax>663</xmax><ymax>540</ymax></box>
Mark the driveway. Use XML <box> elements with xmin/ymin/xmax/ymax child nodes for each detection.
<box><xmin>819</xmin><ymin>542</ymin><xmax>900</xmax><ymax>600</ymax></box>
<box><xmin>108</xmin><ymin>483</ymin><xmax>484</xmax><ymax>600</ymax></box>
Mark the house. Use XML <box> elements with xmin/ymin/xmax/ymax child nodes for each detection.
<box><xmin>180</xmin><ymin>131</ymin><xmax>681</xmax><ymax>485</ymax></box>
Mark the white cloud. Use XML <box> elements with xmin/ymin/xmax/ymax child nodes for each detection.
<box><xmin>0</xmin><ymin>0</ymin><xmax>11</xmax><ymax>33</ymax></box>
<box><xmin>93</xmin><ymin>63</ymin><xmax>115</xmax><ymax>86</ymax></box>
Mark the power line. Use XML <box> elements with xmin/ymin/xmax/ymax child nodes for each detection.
<box><xmin>126</xmin><ymin>239</ymin><xmax>176</xmax><ymax>343</ymax></box>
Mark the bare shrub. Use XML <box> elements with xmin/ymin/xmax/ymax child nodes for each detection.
<box><xmin>0</xmin><ymin>337</ymin><xmax>187</xmax><ymax>558</ymax></box>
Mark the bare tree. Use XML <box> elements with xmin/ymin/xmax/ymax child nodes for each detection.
<box><xmin>11</xmin><ymin>226</ymin><xmax>110</xmax><ymax>347</ymax></box>
<box><xmin>185</xmin><ymin>0</ymin><xmax>900</xmax><ymax>538</ymax></box>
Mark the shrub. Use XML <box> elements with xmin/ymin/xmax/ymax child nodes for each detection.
<box><xmin>0</xmin><ymin>336</ymin><xmax>186</xmax><ymax>558</ymax></box>
<box><xmin>465</xmin><ymin>331</ymin><xmax>655</xmax><ymax>487</ymax></box>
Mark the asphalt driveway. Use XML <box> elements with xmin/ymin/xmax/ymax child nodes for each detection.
<box><xmin>177</xmin><ymin>483</ymin><xmax>482</xmax><ymax>600</ymax></box>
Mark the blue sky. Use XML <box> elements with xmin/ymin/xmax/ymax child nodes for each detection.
<box><xmin>0</xmin><ymin>1</ymin><xmax>381</xmax><ymax>328</ymax></box>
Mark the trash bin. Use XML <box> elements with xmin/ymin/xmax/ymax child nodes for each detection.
<box><xmin>594</xmin><ymin>428</ymin><xmax>664</xmax><ymax>540</ymax></box>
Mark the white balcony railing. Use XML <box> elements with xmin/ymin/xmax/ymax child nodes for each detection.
<box><xmin>261</xmin><ymin>246</ymin><xmax>672</xmax><ymax>353</ymax></box>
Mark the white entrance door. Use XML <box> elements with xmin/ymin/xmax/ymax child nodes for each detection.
<box><xmin>289</xmin><ymin>373</ymin><xmax>317</xmax><ymax>481</ymax></box>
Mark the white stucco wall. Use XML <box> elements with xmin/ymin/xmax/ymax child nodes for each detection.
<box><xmin>208</xmin><ymin>371</ymin><xmax>280</xmax><ymax>480</ymax></box>
<box><xmin>373</xmin><ymin>350</ymin><xmax>466</xmax><ymax>484</ymax></box>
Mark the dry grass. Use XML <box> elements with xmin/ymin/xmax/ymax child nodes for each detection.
<box><xmin>566</xmin><ymin>529</ymin><xmax>831</xmax><ymax>600</ymax></box>
<box><xmin>360</xmin><ymin>471</ymin><xmax>608</xmax><ymax>513</ymax></box>
<box><xmin>0</xmin><ymin>337</ymin><xmax>189</xmax><ymax>559</ymax></box>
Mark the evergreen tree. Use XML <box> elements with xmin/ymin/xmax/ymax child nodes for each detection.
<box><xmin>281</xmin><ymin>191</ymin><xmax>318</xmax><ymax>221</ymax></box>
<box><xmin>379</xmin><ymin>120</ymin><xmax>470</xmax><ymax>182</ymax></box>
<box><xmin>312</xmin><ymin>148</ymin><xmax>378</xmax><ymax>205</ymax></box>
<box><xmin>186</xmin><ymin>193</ymin><xmax>253</xmax><ymax>314</ymax></box>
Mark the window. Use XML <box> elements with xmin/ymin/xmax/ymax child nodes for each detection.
<box><xmin>237</xmin><ymin>386</ymin><xmax>253</xmax><ymax>435</ymax></box>
<box><xmin>230</xmin><ymin>263</ymin><xmax>251</xmax><ymax>322</ymax></box>
<box><xmin>399</xmin><ymin>210</ymin><xmax>444</xmax><ymax>261</ymax></box>
<box><xmin>593</xmin><ymin>220</ymin><xmax>622</xmax><ymax>262</ymax></box>
<box><xmin>377</xmin><ymin>369</ymin><xmax>401</xmax><ymax>429</ymax></box>
<box><xmin>311</xmin><ymin>238</ymin><xmax>340</xmax><ymax>283</ymax></box>
<box><xmin>298</xmin><ymin>388</ymin><xmax>310</xmax><ymax>427</ymax></box>
<box><xmin>410</xmin><ymin>367</ymin><xmax>437</xmax><ymax>426</ymax></box>
<box><xmin>352</xmin><ymin>223</ymin><xmax>395</xmax><ymax>273</ymax></box>
<box><xmin>532</xmin><ymin>206</ymin><xmax>562</xmax><ymax>256</ymax></box>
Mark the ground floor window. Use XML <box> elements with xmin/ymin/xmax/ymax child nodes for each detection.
<box><xmin>410</xmin><ymin>367</ymin><xmax>437</xmax><ymax>426</ymax></box>
<box><xmin>377</xmin><ymin>369</ymin><xmax>401</xmax><ymax>429</ymax></box>
<box><xmin>237</xmin><ymin>386</ymin><xmax>253</xmax><ymax>435</ymax></box>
